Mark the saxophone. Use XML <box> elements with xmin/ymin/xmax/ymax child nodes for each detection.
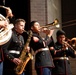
<box><xmin>14</xmin><ymin>30</ymin><xmax>33</xmax><ymax>75</ymax></box>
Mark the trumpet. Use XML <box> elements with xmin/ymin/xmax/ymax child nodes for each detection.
<box><xmin>40</xmin><ymin>19</ymin><xmax>60</xmax><ymax>30</ymax></box>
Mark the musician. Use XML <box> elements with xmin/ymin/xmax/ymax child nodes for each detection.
<box><xmin>29</xmin><ymin>21</ymin><xmax>55</xmax><ymax>75</ymax></box>
<box><xmin>0</xmin><ymin>6</ymin><xmax>14</xmax><ymax>75</ymax></box>
<box><xmin>2</xmin><ymin>19</ymin><xmax>29</xmax><ymax>75</ymax></box>
<box><xmin>0</xmin><ymin>20</ymin><xmax>8</xmax><ymax>75</ymax></box>
<box><xmin>50</xmin><ymin>30</ymin><xmax>76</xmax><ymax>75</ymax></box>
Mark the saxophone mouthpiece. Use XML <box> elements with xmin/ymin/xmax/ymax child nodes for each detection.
<box><xmin>23</xmin><ymin>30</ymin><xmax>29</xmax><ymax>34</ymax></box>
<box><xmin>23</xmin><ymin>30</ymin><xmax>26</xmax><ymax>32</ymax></box>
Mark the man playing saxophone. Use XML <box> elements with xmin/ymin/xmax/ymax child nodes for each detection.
<box><xmin>2</xmin><ymin>18</ymin><xmax>30</xmax><ymax>75</ymax></box>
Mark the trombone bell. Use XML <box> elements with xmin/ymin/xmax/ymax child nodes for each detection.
<box><xmin>55</xmin><ymin>24</ymin><xmax>60</xmax><ymax>28</ymax></box>
<box><xmin>41</xmin><ymin>19</ymin><xmax>60</xmax><ymax>30</ymax></box>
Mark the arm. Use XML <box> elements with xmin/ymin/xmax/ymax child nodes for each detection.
<box><xmin>50</xmin><ymin>46</ymin><xmax>65</xmax><ymax>56</ymax></box>
<box><xmin>66</xmin><ymin>48</ymin><xmax>76</xmax><ymax>58</ymax></box>
<box><xmin>43</xmin><ymin>29</ymin><xmax>55</xmax><ymax>46</ymax></box>
<box><xmin>2</xmin><ymin>40</ymin><xmax>23</xmax><ymax>65</ymax></box>
<box><xmin>2</xmin><ymin>37</ymin><xmax>14</xmax><ymax>61</ymax></box>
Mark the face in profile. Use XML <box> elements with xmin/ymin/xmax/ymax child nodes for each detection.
<box><xmin>15</xmin><ymin>21</ymin><xmax>25</xmax><ymax>34</ymax></box>
<box><xmin>31</xmin><ymin>22</ymin><xmax>41</xmax><ymax>33</ymax></box>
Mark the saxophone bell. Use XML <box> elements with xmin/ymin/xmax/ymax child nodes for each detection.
<box><xmin>14</xmin><ymin>30</ymin><xmax>33</xmax><ymax>75</ymax></box>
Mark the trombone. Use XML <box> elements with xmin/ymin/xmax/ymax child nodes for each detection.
<box><xmin>62</xmin><ymin>40</ymin><xmax>76</xmax><ymax>51</ymax></box>
<box><xmin>40</xmin><ymin>19</ymin><xmax>60</xmax><ymax>30</ymax></box>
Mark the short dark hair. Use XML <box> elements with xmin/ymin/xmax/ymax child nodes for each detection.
<box><xmin>56</xmin><ymin>30</ymin><xmax>66</xmax><ymax>37</ymax></box>
<box><xmin>14</xmin><ymin>18</ymin><xmax>26</xmax><ymax>25</ymax></box>
<box><xmin>30</xmin><ymin>21</ymin><xmax>38</xmax><ymax>29</ymax></box>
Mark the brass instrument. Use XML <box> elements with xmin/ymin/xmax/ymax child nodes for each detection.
<box><xmin>0</xmin><ymin>13</ymin><xmax>14</xmax><ymax>45</ymax></box>
<box><xmin>14</xmin><ymin>30</ymin><xmax>33</xmax><ymax>75</ymax></box>
<box><xmin>40</xmin><ymin>19</ymin><xmax>60</xmax><ymax>30</ymax></box>
<box><xmin>0</xmin><ymin>14</ymin><xmax>6</xmax><ymax>21</ymax></box>
<box><xmin>67</xmin><ymin>38</ymin><xmax>76</xmax><ymax>50</ymax></box>
<box><xmin>62</xmin><ymin>41</ymin><xmax>75</xmax><ymax>51</ymax></box>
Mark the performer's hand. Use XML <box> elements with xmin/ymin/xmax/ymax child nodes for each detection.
<box><xmin>42</xmin><ymin>28</ymin><xmax>54</xmax><ymax>37</ymax></box>
<box><xmin>6</xmin><ymin>7</ymin><xmax>13</xmax><ymax>18</ymax></box>
<box><xmin>50</xmin><ymin>47</ymin><xmax>54</xmax><ymax>50</ymax></box>
<box><xmin>26</xmin><ymin>46</ymin><xmax>30</xmax><ymax>52</ymax></box>
<box><xmin>74</xmin><ymin>51</ymin><xmax>76</xmax><ymax>55</ymax></box>
<box><xmin>47</xmin><ymin>29</ymin><xmax>54</xmax><ymax>37</ymax></box>
<box><xmin>13</xmin><ymin>58</ymin><xmax>22</xmax><ymax>65</ymax></box>
<box><xmin>62</xmin><ymin>46</ymin><xmax>68</xmax><ymax>51</ymax></box>
<box><xmin>42</xmin><ymin>28</ymin><xmax>50</xmax><ymax>34</ymax></box>
<box><xmin>62</xmin><ymin>42</ymin><xmax>69</xmax><ymax>50</ymax></box>
<box><xmin>0</xmin><ymin>20</ymin><xmax>8</xmax><ymax>28</ymax></box>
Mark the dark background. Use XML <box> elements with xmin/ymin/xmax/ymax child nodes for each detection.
<box><xmin>0</xmin><ymin>0</ymin><xmax>76</xmax><ymax>39</ymax></box>
<box><xmin>0</xmin><ymin>0</ymin><xmax>31</xmax><ymax>75</ymax></box>
<box><xmin>61</xmin><ymin>0</ymin><xmax>76</xmax><ymax>39</ymax></box>
<box><xmin>0</xmin><ymin>0</ymin><xmax>30</xmax><ymax>30</ymax></box>
<box><xmin>0</xmin><ymin>0</ymin><xmax>30</xmax><ymax>43</ymax></box>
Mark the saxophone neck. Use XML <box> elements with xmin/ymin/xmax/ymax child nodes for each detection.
<box><xmin>28</xmin><ymin>53</ymin><xmax>33</xmax><ymax>60</ymax></box>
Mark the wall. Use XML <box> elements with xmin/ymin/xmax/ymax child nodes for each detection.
<box><xmin>47</xmin><ymin>0</ymin><xmax>61</xmax><ymax>42</ymax></box>
<box><xmin>61</xmin><ymin>0</ymin><xmax>76</xmax><ymax>75</ymax></box>
<box><xmin>30</xmin><ymin>0</ymin><xmax>62</xmax><ymax>42</ymax></box>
